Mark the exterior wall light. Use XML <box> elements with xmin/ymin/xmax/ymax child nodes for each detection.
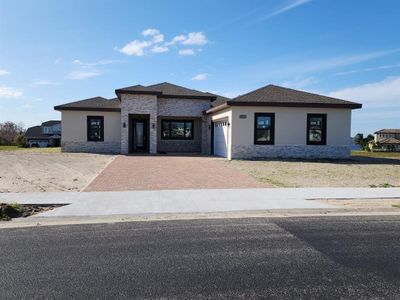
<box><xmin>123</xmin><ymin>122</ymin><xmax>126</xmax><ymax>128</ymax></box>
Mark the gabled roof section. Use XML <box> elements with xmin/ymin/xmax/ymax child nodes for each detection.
<box><xmin>375</xmin><ymin>129</ymin><xmax>400</xmax><ymax>134</ymax></box>
<box><xmin>41</xmin><ymin>120</ymin><xmax>61</xmax><ymax>127</ymax></box>
<box><xmin>378</xmin><ymin>137</ymin><xmax>400</xmax><ymax>144</ymax></box>
<box><xmin>206</xmin><ymin>84</ymin><xmax>362</xmax><ymax>114</ymax></box>
<box><xmin>54</xmin><ymin>97</ymin><xmax>121</xmax><ymax>112</ymax></box>
<box><xmin>206</xmin><ymin>93</ymin><xmax>231</xmax><ymax>107</ymax></box>
<box><xmin>25</xmin><ymin>126</ymin><xmax>42</xmax><ymax>137</ymax></box>
<box><xmin>115</xmin><ymin>82</ymin><xmax>216</xmax><ymax>100</ymax></box>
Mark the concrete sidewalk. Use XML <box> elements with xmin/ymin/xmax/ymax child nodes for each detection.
<box><xmin>1</xmin><ymin>188</ymin><xmax>399</xmax><ymax>217</ymax></box>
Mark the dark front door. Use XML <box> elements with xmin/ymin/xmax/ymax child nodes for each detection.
<box><xmin>132</xmin><ymin>118</ymin><xmax>148</xmax><ymax>152</ymax></box>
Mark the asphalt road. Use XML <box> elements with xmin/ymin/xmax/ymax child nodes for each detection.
<box><xmin>1</xmin><ymin>216</ymin><xmax>400</xmax><ymax>299</ymax></box>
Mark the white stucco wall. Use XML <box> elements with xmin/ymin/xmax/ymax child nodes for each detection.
<box><xmin>231</xmin><ymin>106</ymin><xmax>351</xmax><ymax>146</ymax></box>
<box><xmin>61</xmin><ymin>110</ymin><xmax>121</xmax><ymax>153</ymax></box>
<box><xmin>209</xmin><ymin>106</ymin><xmax>352</xmax><ymax>159</ymax></box>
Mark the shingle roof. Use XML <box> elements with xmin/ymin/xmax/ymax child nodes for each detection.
<box><xmin>41</xmin><ymin>120</ymin><xmax>61</xmax><ymax>127</ymax></box>
<box><xmin>378</xmin><ymin>138</ymin><xmax>400</xmax><ymax>144</ymax></box>
<box><xmin>375</xmin><ymin>129</ymin><xmax>400</xmax><ymax>134</ymax></box>
<box><xmin>206</xmin><ymin>93</ymin><xmax>231</xmax><ymax>107</ymax></box>
<box><xmin>116</xmin><ymin>82</ymin><xmax>216</xmax><ymax>99</ymax></box>
<box><xmin>25</xmin><ymin>126</ymin><xmax>52</xmax><ymax>140</ymax></box>
<box><xmin>25</xmin><ymin>126</ymin><xmax>42</xmax><ymax>137</ymax></box>
<box><xmin>232</xmin><ymin>84</ymin><xmax>361</xmax><ymax>107</ymax></box>
<box><xmin>54</xmin><ymin>97</ymin><xmax>120</xmax><ymax>111</ymax></box>
<box><xmin>206</xmin><ymin>84</ymin><xmax>362</xmax><ymax>113</ymax></box>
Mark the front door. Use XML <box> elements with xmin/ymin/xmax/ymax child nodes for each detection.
<box><xmin>132</xmin><ymin>118</ymin><xmax>148</xmax><ymax>152</ymax></box>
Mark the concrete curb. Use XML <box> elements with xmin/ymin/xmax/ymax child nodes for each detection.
<box><xmin>1</xmin><ymin>208</ymin><xmax>400</xmax><ymax>229</ymax></box>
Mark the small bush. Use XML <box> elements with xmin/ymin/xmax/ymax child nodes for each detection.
<box><xmin>0</xmin><ymin>203</ymin><xmax>22</xmax><ymax>220</ymax></box>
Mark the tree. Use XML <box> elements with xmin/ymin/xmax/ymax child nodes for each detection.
<box><xmin>354</xmin><ymin>133</ymin><xmax>374</xmax><ymax>151</ymax></box>
<box><xmin>0</xmin><ymin>122</ymin><xmax>25</xmax><ymax>146</ymax></box>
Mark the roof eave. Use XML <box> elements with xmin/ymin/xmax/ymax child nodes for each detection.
<box><xmin>54</xmin><ymin>106</ymin><xmax>121</xmax><ymax>112</ymax></box>
<box><xmin>115</xmin><ymin>89</ymin><xmax>216</xmax><ymax>100</ymax></box>
<box><xmin>206</xmin><ymin>101</ymin><xmax>362</xmax><ymax>114</ymax></box>
<box><xmin>205</xmin><ymin>102</ymin><xmax>230</xmax><ymax>114</ymax></box>
<box><xmin>115</xmin><ymin>89</ymin><xmax>163</xmax><ymax>98</ymax></box>
<box><xmin>228</xmin><ymin>101</ymin><xmax>362</xmax><ymax>109</ymax></box>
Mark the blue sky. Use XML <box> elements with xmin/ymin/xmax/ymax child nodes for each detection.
<box><xmin>0</xmin><ymin>0</ymin><xmax>399</xmax><ymax>135</ymax></box>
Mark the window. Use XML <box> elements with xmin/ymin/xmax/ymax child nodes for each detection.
<box><xmin>307</xmin><ymin>114</ymin><xmax>327</xmax><ymax>145</ymax></box>
<box><xmin>87</xmin><ymin>116</ymin><xmax>104</xmax><ymax>141</ymax></box>
<box><xmin>254</xmin><ymin>113</ymin><xmax>275</xmax><ymax>145</ymax></box>
<box><xmin>161</xmin><ymin>120</ymin><xmax>193</xmax><ymax>140</ymax></box>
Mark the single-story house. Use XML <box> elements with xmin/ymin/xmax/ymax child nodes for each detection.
<box><xmin>54</xmin><ymin>82</ymin><xmax>362</xmax><ymax>159</ymax></box>
<box><xmin>369</xmin><ymin>129</ymin><xmax>400</xmax><ymax>152</ymax></box>
<box><xmin>25</xmin><ymin>120</ymin><xmax>61</xmax><ymax>147</ymax></box>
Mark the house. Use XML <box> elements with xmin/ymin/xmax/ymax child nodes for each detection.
<box><xmin>369</xmin><ymin>129</ymin><xmax>400</xmax><ymax>152</ymax></box>
<box><xmin>54</xmin><ymin>82</ymin><xmax>362</xmax><ymax>159</ymax></box>
<box><xmin>25</xmin><ymin>120</ymin><xmax>61</xmax><ymax>147</ymax></box>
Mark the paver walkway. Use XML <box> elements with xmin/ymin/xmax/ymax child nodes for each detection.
<box><xmin>84</xmin><ymin>155</ymin><xmax>266</xmax><ymax>191</ymax></box>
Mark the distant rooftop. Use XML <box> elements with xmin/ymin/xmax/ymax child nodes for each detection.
<box><xmin>375</xmin><ymin>129</ymin><xmax>400</xmax><ymax>134</ymax></box>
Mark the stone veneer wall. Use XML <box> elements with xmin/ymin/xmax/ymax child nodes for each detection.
<box><xmin>120</xmin><ymin>94</ymin><xmax>158</xmax><ymax>154</ymax></box>
<box><xmin>157</xmin><ymin>98</ymin><xmax>211</xmax><ymax>154</ymax></box>
<box><xmin>61</xmin><ymin>141</ymin><xmax>120</xmax><ymax>154</ymax></box>
<box><xmin>231</xmin><ymin>145</ymin><xmax>350</xmax><ymax>159</ymax></box>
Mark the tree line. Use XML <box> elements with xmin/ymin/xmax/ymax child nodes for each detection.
<box><xmin>0</xmin><ymin>121</ymin><xmax>26</xmax><ymax>146</ymax></box>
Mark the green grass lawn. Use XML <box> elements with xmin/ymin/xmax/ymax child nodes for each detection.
<box><xmin>0</xmin><ymin>146</ymin><xmax>61</xmax><ymax>153</ymax></box>
<box><xmin>0</xmin><ymin>145</ymin><xmax>25</xmax><ymax>151</ymax></box>
<box><xmin>352</xmin><ymin>150</ymin><xmax>400</xmax><ymax>158</ymax></box>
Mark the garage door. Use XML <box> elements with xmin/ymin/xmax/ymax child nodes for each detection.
<box><xmin>213</xmin><ymin>121</ymin><xmax>228</xmax><ymax>157</ymax></box>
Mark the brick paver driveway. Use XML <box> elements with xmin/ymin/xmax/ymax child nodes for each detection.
<box><xmin>85</xmin><ymin>155</ymin><xmax>266</xmax><ymax>191</ymax></box>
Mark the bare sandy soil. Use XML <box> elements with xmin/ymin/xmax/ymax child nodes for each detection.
<box><xmin>226</xmin><ymin>155</ymin><xmax>400</xmax><ymax>188</ymax></box>
<box><xmin>0</xmin><ymin>150</ymin><xmax>114</xmax><ymax>192</ymax></box>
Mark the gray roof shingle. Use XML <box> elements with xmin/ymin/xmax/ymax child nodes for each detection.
<box><xmin>116</xmin><ymin>82</ymin><xmax>216</xmax><ymax>99</ymax></box>
<box><xmin>232</xmin><ymin>84</ymin><xmax>361</xmax><ymax>107</ymax></box>
<box><xmin>375</xmin><ymin>129</ymin><xmax>400</xmax><ymax>134</ymax></box>
<box><xmin>206</xmin><ymin>84</ymin><xmax>362</xmax><ymax>113</ymax></box>
<box><xmin>41</xmin><ymin>120</ymin><xmax>61</xmax><ymax>127</ymax></box>
<box><xmin>54</xmin><ymin>97</ymin><xmax>120</xmax><ymax>111</ymax></box>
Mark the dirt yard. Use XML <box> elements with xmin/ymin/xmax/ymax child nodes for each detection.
<box><xmin>0</xmin><ymin>149</ymin><xmax>114</xmax><ymax>192</ymax></box>
<box><xmin>226</xmin><ymin>154</ymin><xmax>400</xmax><ymax>188</ymax></box>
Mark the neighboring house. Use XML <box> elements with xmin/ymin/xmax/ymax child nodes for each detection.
<box><xmin>369</xmin><ymin>129</ymin><xmax>400</xmax><ymax>152</ymax></box>
<box><xmin>25</xmin><ymin>120</ymin><xmax>61</xmax><ymax>147</ymax></box>
<box><xmin>54</xmin><ymin>82</ymin><xmax>361</xmax><ymax>159</ymax></box>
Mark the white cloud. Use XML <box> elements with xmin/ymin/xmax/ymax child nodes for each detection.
<box><xmin>182</xmin><ymin>32</ymin><xmax>208</xmax><ymax>45</ymax></box>
<box><xmin>168</xmin><ymin>32</ymin><xmax>208</xmax><ymax>46</ymax></box>
<box><xmin>30</xmin><ymin>80</ymin><xmax>61</xmax><ymax>87</ymax></box>
<box><xmin>142</xmin><ymin>28</ymin><xmax>160</xmax><ymax>36</ymax></box>
<box><xmin>72</xmin><ymin>59</ymin><xmax>121</xmax><ymax>66</ymax></box>
<box><xmin>335</xmin><ymin>63</ymin><xmax>400</xmax><ymax>76</ymax></box>
<box><xmin>191</xmin><ymin>73</ymin><xmax>208</xmax><ymax>81</ymax></box>
<box><xmin>329</xmin><ymin>76</ymin><xmax>400</xmax><ymax>109</ymax></box>
<box><xmin>152</xmin><ymin>34</ymin><xmax>164</xmax><ymax>43</ymax></box>
<box><xmin>119</xmin><ymin>40</ymin><xmax>151</xmax><ymax>56</ymax></box>
<box><xmin>179</xmin><ymin>49</ymin><xmax>195</xmax><ymax>56</ymax></box>
<box><xmin>262</xmin><ymin>48</ymin><xmax>400</xmax><ymax>78</ymax></box>
<box><xmin>68</xmin><ymin>71</ymin><xmax>102</xmax><ymax>80</ymax></box>
<box><xmin>0</xmin><ymin>69</ymin><xmax>9</xmax><ymax>76</ymax></box>
<box><xmin>259</xmin><ymin>0</ymin><xmax>312</xmax><ymax>21</ymax></box>
<box><xmin>281</xmin><ymin>77</ymin><xmax>315</xmax><ymax>89</ymax></box>
<box><xmin>0</xmin><ymin>86</ymin><xmax>23</xmax><ymax>98</ymax></box>
<box><xmin>166</xmin><ymin>35</ymin><xmax>186</xmax><ymax>45</ymax></box>
<box><xmin>151</xmin><ymin>46</ymin><xmax>169</xmax><ymax>53</ymax></box>
<box><xmin>23</xmin><ymin>104</ymin><xmax>33</xmax><ymax>108</ymax></box>
<box><xmin>120</xmin><ymin>29</ymin><xmax>209</xmax><ymax>56</ymax></box>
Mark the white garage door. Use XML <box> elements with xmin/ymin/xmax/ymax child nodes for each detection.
<box><xmin>213</xmin><ymin>121</ymin><xmax>228</xmax><ymax>157</ymax></box>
